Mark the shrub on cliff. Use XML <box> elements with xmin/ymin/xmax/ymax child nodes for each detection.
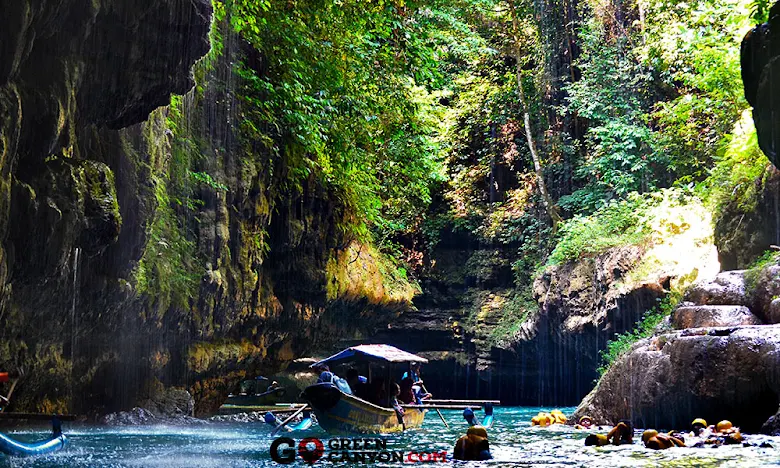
<box><xmin>547</xmin><ymin>188</ymin><xmax>703</xmax><ymax>267</ymax></box>
<box><xmin>547</xmin><ymin>193</ymin><xmax>652</xmax><ymax>265</ymax></box>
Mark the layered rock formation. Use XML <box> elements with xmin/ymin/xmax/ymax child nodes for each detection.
<box><xmin>574</xmin><ymin>263</ymin><xmax>780</xmax><ymax>432</ymax></box>
<box><xmin>574</xmin><ymin>325</ymin><xmax>780</xmax><ymax>432</ymax></box>
<box><xmin>0</xmin><ymin>1</ymin><xmax>414</xmax><ymax>417</ymax></box>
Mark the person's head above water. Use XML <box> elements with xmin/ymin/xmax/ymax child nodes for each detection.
<box><xmin>467</xmin><ymin>426</ymin><xmax>488</xmax><ymax>439</ymax></box>
<box><xmin>691</xmin><ymin>418</ymin><xmax>707</xmax><ymax>435</ymax></box>
<box><xmin>578</xmin><ymin>416</ymin><xmax>593</xmax><ymax>428</ymax></box>
<box><xmin>716</xmin><ymin>420</ymin><xmax>733</xmax><ymax>432</ymax></box>
<box><xmin>641</xmin><ymin>429</ymin><xmax>659</xmax><ymax>444</ymax></box>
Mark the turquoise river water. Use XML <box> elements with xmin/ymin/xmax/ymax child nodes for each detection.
<box><xmin>1</xmin><ymin>407</ymin><xmax>779</xmax><ymax>467</ymax></box>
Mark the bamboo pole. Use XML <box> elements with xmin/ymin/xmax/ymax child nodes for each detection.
<box><xmin>426</xmin><ymin>399</ymin><xmax>501</xmax><ymax>405</ymax></box>
<box><xmin>402</xmin><ymin>404</ymin><xmax>482</xmax><ymax>410</ymax></box>
<box><xmin>271</xmin><ymin>405</ymin><xmax>309</xmax><ymax>436</ymax></box>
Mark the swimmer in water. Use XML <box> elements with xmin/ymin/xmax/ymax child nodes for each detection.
<box><xmin>531</xmin><ymin>412</ymin><xmax>553</xmax><ymax>427</ymax></box>
<box><xmin>575</xmin><ymin>416</ymin><xmax>594</xmax><ymax>430</ymax></box>
<box><xmin>642</xmin><ymin>430</ymin><xmax>685</xmax><ymax>450</ymax></box>
<box><xmin>454</xmin><ymin>426</ymin><xmax>492</xmax><ymax>461</ymax></box>
<box><xmin>550</xmin><ymin>410</ymin><xmax>567</xmax><ymax>424</ymax></box>
<box><xmin>584</xmin><ymin>420</ymin><xmax>633</xmax><ymax>447</ymax></box>
<box><xmin>689</xmin><ymin>418</ymin><xmax>708</xmax><ymax>437</ymax></box>
<box><xmin>606</xmin><ymin>420</ymin><xmax>633</xmax><ymax>445</ymax></box>
<box><xmin>714</xmin><ymin>420</ymin><xmax>743</xmax><ymax>445</ymax></box>
<box><xmin>584</xmin><ymin>433</ymin><xmax>609</xmax><ymax>446</ymax></box>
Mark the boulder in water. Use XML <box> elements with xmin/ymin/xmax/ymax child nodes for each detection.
<box><xmin>100</xmin><ymin>407</ymin><xmax>157</xmax><ymax>426</ymax></box>
<box><xmin>761</xmin><ymin>408</ymin><xmax>780</xmax><ymax>436</ymax></box>
<box><xmin>573</xmin><ymin>325</ymin><xmax>780</xmax><ymax>432</ymax></box>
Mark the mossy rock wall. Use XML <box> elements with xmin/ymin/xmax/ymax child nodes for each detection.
<box><xmin>0</xmin><ymin>1</ymin><xmax>415</xmax><ymax>417</ymax></box>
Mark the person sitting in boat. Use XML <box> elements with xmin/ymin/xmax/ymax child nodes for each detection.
<box><xmin>391</xmin><ymin>382</ymin><xmax>404</xmax><ymax>415</ymax></box>
<box><xmin>402</xmin><ymin>362</ymin><xmax>423</xmax><ymax>385</ymax></box>
<box><xmin>316</xmin><ymin>368</ymin><xmax>353</xmax><ymax>395</ymax></box>
<box><xmin>314</xmin><ymin>364</ymin><xmax>330</xmax><ymax>382</ymax></box>
<box><xmin>454</xmin><ymin>426</ymin><xmax>492</xmax><ymax>460</ymax></box>
<box><xmin>399</xmin><ymin>376</ymin><xmax>415</xmax><ymax>404</ymax></box>
<box><xmin>346</xmin><ymin>369</ymin><xmax>369</xmax><ymax>400</ymax></box>
<box><xmin>266</xmin><ymin>381</ymin><xmax>280</xmax><ymax>393</ymax></box>
<box><xmin>411</xmin><ymin>384</ymin><xmax>431</xmax><ymax>403</ymax></box>
<box><xmin>368</xmin><ymin>377</ymin><xmax>387</xmax><ymax>406</ymax></box>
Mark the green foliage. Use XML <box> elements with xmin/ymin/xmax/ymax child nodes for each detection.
<box><xmin>489</xmin><ymin>290</ymin><xmax>535</xmax><ymax>347</ymax></box>
<box><xmin>750</xmin><ymin>0</ymin><xmax>771</xmax><ymax>22</ymax></box>
<box><xmin>562</xmin><ymin>0</ymin><xmax>750</xmax><ymax>213</ymax></box>
<box><xmin>704</xmin><ymin>111</ymin><xmax>771</xmax><ymax>218</ymax></box>
<box><xmin>564</xmin><ymin>15</ymin><xmax>665</xmax><ymax>207</ymax></box>
<box><xmin>547</xmin><ymin>194</ymin><xmax>653</xmax><ymax>265</ymax></box>
<box><xmin>218</xmin><ymin>0</ymin><xmax>448</xmax><ymax>244</ymax></box>
<box><xmin>190</xmin><ymin>171</ymin><xmax>229</xmax><ymax>192</ymax></box>
<box><xmin>135</xmin><ymin>180</ymin><xmax>199</xmax><ymax>315</ymax></box>
<box><xmin>641</xmin><ymin>0</ymin><xmax>748</xmax><ymax>183</ymax></box>
<box><xmin>744</xmin><ymin>250</ymin><xmax>780</xmax><ymax>294</ymax></box>
<box><xmin>597</xmin><ymin>290</ymin><xmax>681</xmax><ymax>375</ymax></box>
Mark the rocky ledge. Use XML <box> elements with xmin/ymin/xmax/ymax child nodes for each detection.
<box><xmin>574</xmin><ymin>264</ymin><xmax>780</xmax><ymax>433</ymax></box>
<box><xmin>573</xmin><ymin>325</ymin><xmax>780</xmax><ymax>432</ymax></box>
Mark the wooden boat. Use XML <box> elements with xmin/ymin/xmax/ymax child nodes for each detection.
<box><xmin>302</xmin><ymin>382</ymin><xmax>426</xmax><ymax>434</ymax></box>
<box><xmin>221</xmin><ymin>377</ymin><xmax>287</xmax><ymax>411</ymax></box>
<box><xmin>302</xmin><ymin>344</ymin><xmax>429</xmax><ymax>434</ymax></box>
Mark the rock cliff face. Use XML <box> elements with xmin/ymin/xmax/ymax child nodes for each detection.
<box><xmin>713</xmin><ymin>167</ymin><xmax>780</xmax><ymax>270</ymax></box>
<box><xmin>373</xmin><ymin>233</ymin><xmax>713</xmax><ymax>404</ymax></box>
<box><xmin>574</xmin><ymin>262</ymin><xmax>780</xmax><ymax>432</ymax></box>
<box><xmin>373</xmin><ymin>196</ymin><xmax>716</xmax><ymax>405</ymax></box>
<box><xmin>0</xmin><ymin>1</ymin><xmax>413</xmax><ymax>416</ymax></box>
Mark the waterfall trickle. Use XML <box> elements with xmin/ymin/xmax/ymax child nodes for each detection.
<box><xmin>70</xmin><ymin>247</ymin><xmax>81</xmax><ymax>412</ymax></box>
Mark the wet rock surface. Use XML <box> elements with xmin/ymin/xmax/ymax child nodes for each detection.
<box><xmin>100</xmin><ymin>407</ymin><xmax>207</xmax><ymax>426</ymax></box>
<box><xmin>573</xmin><ymin>325</ymin><xmax>780</xmax><ymax>432</ymax></box>
<box><xmin>683</xmin><ymin>271</ymin><xmax>749</xmax><ymax>307</ymax></box>
<box><xmin>0</xmin><ymin>1</ymin><xmax>414</xmax><ymax>417</ymax></box>
<box><xmin>372</xmin><ymin>244</ymin><xmax>674</xmax><ymax>405</ymax></box>
<box><xmin>671</xmin><ymin>305</ymin><xmax>762</xmax><ymax>329</ymax></box>
<box><xmin>762</xmin><ymin>409</ymin><xmax>780</xmax><ymax>436</ymax></box>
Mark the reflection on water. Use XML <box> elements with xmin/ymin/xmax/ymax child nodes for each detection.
<box><xmin>1</xmin><ymin>407</ymin><xmax>778</xmax><ymax>467</ymax></box>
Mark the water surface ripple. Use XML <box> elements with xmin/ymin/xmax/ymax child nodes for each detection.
<box><xmin>1</xmin><ymin>407</ymin><xmax>778</xmax><ymax>467</ymax></box>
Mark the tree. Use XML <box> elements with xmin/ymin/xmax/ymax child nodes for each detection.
<box><xmin>508</xmin><ymin>0</ymin><xmax>563</xmax><ymax>229</ymax></box>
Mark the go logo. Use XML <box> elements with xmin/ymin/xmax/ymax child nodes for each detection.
<box><xmin>270</xmin><ymin>437</ymin><xmax>325</xmax><ymax>465</ymax></box>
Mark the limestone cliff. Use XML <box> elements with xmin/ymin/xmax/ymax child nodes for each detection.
<box><xmin>573</xmin><ymin>258</ymin><xmax>780</xmax><ymax>432</ymax></box>
<box><xmin>0</xmin><ymin>1</ymin><xmax>414</xmax><ymax>417</ymax></box>
<box><xmin>373</xmin><ymin>195</ymin><xmax>716</xmax><ymax>405</ymax></box>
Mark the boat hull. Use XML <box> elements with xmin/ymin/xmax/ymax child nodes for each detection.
<box><xmin>302</xmin><ymin>383</ymin><xmax>426</xmax><ymax>434</ymax></box>
<box><xmin>0</xmin><ymin>433</ymin><xmax>66</xmax><ymax>457</ymax></box>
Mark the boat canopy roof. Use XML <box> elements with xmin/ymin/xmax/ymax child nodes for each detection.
<box><xmin>312</xmin><ymin>344</ymin><xmax>428</xmax><ymax>367</ymax></box>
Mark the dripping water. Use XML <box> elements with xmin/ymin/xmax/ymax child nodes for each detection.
<box><xmin>70</xmin><ymin>247</ymin><xmax>81</xmax><ymax>413</ymax></box>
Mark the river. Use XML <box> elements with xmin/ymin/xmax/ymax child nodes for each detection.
<box><xmin>1</xmin><ymin>407</ymin><xmax>778</xmax><ymax>467</ymax></box>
